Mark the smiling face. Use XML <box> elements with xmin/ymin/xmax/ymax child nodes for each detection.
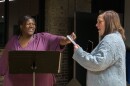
<box><xmin>96</xmin><ymin>14</ymin><xmax>105</xmax><ymax>37</ymax></box>
<box><xmin>20</xmin><ymin>18</ymin><xmax>36</xmax><ymax>37</ymax></box>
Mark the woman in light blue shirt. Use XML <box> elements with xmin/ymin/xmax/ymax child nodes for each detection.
<box><xmin>73</xmin><ymin>10</ymin><xmax>126</xmax><ymax>86</ymax></box>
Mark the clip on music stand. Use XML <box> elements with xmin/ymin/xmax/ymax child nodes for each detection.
<box><xmin>8</xmin><ymin>51</ymin><xmax>62</xmax><ymax>86</ymax></box>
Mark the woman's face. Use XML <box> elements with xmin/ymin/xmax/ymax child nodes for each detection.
<box><xmin>96</xmin><ymin>14</ymin><xmax>105</xmax><ymax>36</ymax></box>
<box><xmin>20</xmin><ymin>19</ymin><xmax>36</xmax><ymax>36</ymax></box>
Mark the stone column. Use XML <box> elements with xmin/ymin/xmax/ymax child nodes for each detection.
<box><xmin>45</xmin><ymin>0</ymin><xmax>69</xmax><ymax>35</ymax></box>
<box><xmin>45</xmin><ymin>0</ymin><xmax>70</xmax><ymax>86</ymax></box>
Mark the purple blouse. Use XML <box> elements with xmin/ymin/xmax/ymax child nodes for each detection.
<box><xmin>0</xmin><ymin>32</ymin><xmax>64</xmax><ymax>86</ymax></box>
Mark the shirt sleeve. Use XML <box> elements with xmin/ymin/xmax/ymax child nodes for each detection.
<box><xmin>72</xmin><ymin>41</ymin><xmax>118</xmax><ymax>72</ymax></box>
<box><xmin>42</xmin><ymin>32</ymin><xmax>65</xmax><ymax>52</ymax></box>
<box><xmin>0</xmin><ymin>37</ymin><xmax>14</xmax><ymax>75</ymax></box>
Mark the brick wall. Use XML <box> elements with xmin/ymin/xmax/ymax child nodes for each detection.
<box><xmin>0</xmin><ymin>49</ymin><xmax>3</xmax><ymax>86</ymax></box>
<box><xmin>44</xmin><ymin>0</ymin><xmax>92</xmax><ymax>85</ymax></box>
<box><xmin>45</xmin><ymin>0</ymin><xmax>72</xmax><ymax>85</ymax></box>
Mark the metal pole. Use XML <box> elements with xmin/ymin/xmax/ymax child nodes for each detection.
<box><xmin>66</xmin><ymin>0</ymin><xmax>81</xmax><ymax>85</ymax></box>
<box><xmin>33</xmin><ymin>72</ymin><xmax>35</xmax><ymax>86</ymax></box>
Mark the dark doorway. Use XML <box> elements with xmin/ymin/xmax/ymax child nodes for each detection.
<box><xmin>91</xmin><ymin>0</ymin><xmax>124</xmax><ymax>13</ymax></box>
<box><xmin>75</xmin><ymin>12</ymin><xmax>99</xmax><ymax>86</ymax></box>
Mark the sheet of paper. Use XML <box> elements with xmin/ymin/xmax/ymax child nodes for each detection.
<box><xmin>67</xmin><ymin>35</ymin><xmax>77</xmax><ymax>46</ymax></box>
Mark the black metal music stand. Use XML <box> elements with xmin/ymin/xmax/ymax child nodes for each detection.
<box><xmin>8</xmin><ymin>51</ymin><xmax>62</xmax><ymax>86</ymax></box>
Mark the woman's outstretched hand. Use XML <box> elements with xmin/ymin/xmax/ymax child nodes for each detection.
<box><xmin>66</xmin><ymin>32</ymin><xmax>76</xmax><ymax>44</ymax></box>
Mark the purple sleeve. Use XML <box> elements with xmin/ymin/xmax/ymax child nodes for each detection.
<box><xmin>42</xmin><ymin>32</ymin><xmax>65</xmax><ymax>52</ymax></box>
<box><xmin>0</xmin><ymin>36</ymin><xmax>15</xmax><ymax>75</ymax></box>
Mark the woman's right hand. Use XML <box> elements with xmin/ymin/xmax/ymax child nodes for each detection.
<box><xmin>74</xmin><ymin>44</ymin><xmax>80</xmax><ymax>51</ymax></box>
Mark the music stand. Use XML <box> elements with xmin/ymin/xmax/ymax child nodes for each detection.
<box><xmin>8</xmin><ymin>51</ymin><xmax>62</xmax><ymax>86</ymax></box>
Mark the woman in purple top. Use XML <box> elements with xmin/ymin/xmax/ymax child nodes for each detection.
<box><xmin>0</xmin><ymin>15</ymin><xmax>76</xmax><ymax>86</ymax></box>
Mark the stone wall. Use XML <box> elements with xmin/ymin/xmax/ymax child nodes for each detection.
<box><xmin>45</xmin><ymin>0</ymin><xmax>71</xmax><ymax>85</ymax></box>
